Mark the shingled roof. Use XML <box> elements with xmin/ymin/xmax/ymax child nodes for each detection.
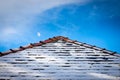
<box><xmin>0</xmin><ymin>36</ymin><xmax>120</xmax><ymax>57</ymax></box>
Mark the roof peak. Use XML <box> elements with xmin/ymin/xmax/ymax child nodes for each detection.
<box><xmin>52</xmin><ymin>36</ymin><xmax>68</xmax><ymax>39</ymax></box>
<box><xmin>0</xmin><ymin>36</ymin><xmax>120</xmax><ymax>57</ymax></box>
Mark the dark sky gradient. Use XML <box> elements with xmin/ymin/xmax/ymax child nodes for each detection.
<box><xmin>0</xmin><ymin>0</ymin><xmax>120</xmax><ymax>53</ymax></box>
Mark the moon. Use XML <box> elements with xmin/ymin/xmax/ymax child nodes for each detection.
<box><xmin>37</xmin><ymin>32</ymin><xmax>41</xmax><ymax>37</ymax></box>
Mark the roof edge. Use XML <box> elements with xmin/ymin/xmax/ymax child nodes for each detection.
<box><xmin>0</xmin><ymin>36</ymin><xmax>120</xmax><ymax>57</ymax></box>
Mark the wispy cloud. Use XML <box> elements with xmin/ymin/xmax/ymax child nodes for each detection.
<box><xmin>0</xmin><ymin>0</ymin><xmax>91</xmax><ymax>51</ymax></box>
<box><xmin>0</xmin><ymin>0</ymin><xmax>90</xmax><ymax>40</ymax></box>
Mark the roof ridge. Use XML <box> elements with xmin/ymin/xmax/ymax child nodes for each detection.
<box><xmin>0</xmin><ymin>36</ymin><xmax>120</xmax><ymax>57</ymax></box>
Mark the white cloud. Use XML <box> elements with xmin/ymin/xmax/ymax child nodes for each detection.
<box><xmin>2</xmin><ymin>27</ymin><xmax>17</xmax><ymax>35</ymax></box>
<box><xmin>0</xmin><ymin>0</ymin><xmax>91</xmax><ymax>43</ymax></box>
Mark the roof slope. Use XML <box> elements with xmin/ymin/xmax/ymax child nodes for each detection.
<box><xmin>0</xmin><ymin>36</ymin><xmax>120</xmax><ymax>57</ymax></box>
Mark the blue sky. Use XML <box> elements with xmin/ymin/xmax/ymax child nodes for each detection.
<box><xmin>0</xmin><ymin>0</ymin><xmax>120</xmax><ymax>53</ymax></box>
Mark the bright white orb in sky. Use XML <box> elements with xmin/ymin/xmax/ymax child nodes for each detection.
<box><xmin>37</xmin><ymin>32</ymin><xmax>41</xmax><ymax>37</ymax></box>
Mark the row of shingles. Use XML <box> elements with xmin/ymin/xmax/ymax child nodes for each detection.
<box><xmin>77</xmin><ymin>42</ymin><xmax>119</xmax><ymax>57</ymax></box>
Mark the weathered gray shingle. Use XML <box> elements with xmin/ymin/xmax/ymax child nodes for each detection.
<box><xmin>0</xmin><ymin>36</ymin><xmax>120</xmax><ymax>80</ymax></box>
